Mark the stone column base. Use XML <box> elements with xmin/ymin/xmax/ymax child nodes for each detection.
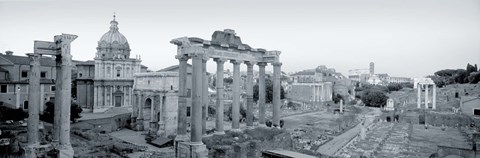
<box><xmin>58</xmin><ymin>145</ymin><xmax>74</xmax><ymax>158</ymax></box>
<box><xmin>230</xmin><ymin>128</ymin><xmax>242</xmax><ymax>133</ymax></box>
<box><xmin>176</xmin><ymin>142</ymin><xmax>208</xmax><ymax>158</ymax></box>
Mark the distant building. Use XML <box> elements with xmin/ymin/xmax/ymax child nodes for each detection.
<box><xmin>0</xmin><ymin>51</ymin><xmax>56</xmax><ymax>113</ymax></box>
<box><xmin>460</xmin><ymin>96</ymin><xmax>480</xmax><ymax>117</ymax></box>
<box><xmin>349</xmin><ymin>62</ymin><xmax>412</xmax><ymax>85</ymax></box>
<box><xmin>288</xmin><ymin>65</ymin><xmax>343</xmax><ymax>102</ymax></box>
<box><xmin>90</xmin><ymin>17</ymin><xmax>144</xmax><ymax>112</ymax></box>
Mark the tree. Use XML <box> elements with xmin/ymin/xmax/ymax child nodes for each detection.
<box><xmin>253</xmin><ymin>78</ymin><xmax>285</xmax><ymax>103</ymax></box>
<box><xmin>361</xmin><ymin>89</ymin><xmax>388</xmax><ymax>108</ymax></box>
<box><xmin>40</xmin><ymin>101</ymin><xmax>83</xmax><ymax>123</ymax></box>
<box><xmin>468</xmin><ymin>72</ymin><xmax>480</xmax><ymax>84</ymax></box>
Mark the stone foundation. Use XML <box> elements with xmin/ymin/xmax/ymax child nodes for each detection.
<box><xmin>176</xmin><ymin>142</ymin><xmax>207</xmax><ymax>158</ymax></box>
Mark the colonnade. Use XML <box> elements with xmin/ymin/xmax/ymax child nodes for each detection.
<box><xmin>175</xmin><ymin>53</ymin><xmax>282</xmax><ymax>144</ymax></box>
<box><xmin>417</xmin><ymin>83</ymin><xmax>436</xmax><ymax>109</ymax></box>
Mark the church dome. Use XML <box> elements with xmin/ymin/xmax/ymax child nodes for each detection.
<box><xmin>96</xmin><ymin>16</ymin><xmax>131</xmax><ymax>60</ymax></box>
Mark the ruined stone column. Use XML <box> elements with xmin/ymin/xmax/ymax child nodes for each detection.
<box><xmin>272</xmin><ymin>62</ymin><xmax>282</xmax><ymax>127</ymax></box>
<box><xmin>191</xmin><ymin>53</ymin><xmax>204</xmax><ymax>143</ymax></box>
<box><xmin>202</xmin><ymin>57</ymin><xmax>208</xmax><ymax>135</ymax></box>
<box><xmin>214</xmin><ymin>58</ymin><xmax>225</xmax><ymax>134</ymax></box>
<box><xmin>433</xmin><ymin>85</ymin><xmax>436</xmax><ymax>110</ymax></box>
<box><xmin>137</xmin><ymin>92</ymin><xmax>144</xmax><ymax>131</ymax></box>
<box><xmin>245</xmin><ymin>61</ymin><xmax>254</xmax><ymax>127</ymax></box>
<box><xmin>417</xmin><ymin>83</ymin><xmax>421</xmax><ymax>109</ymax></box>
<box><xmin>231</xmin><ymin>60</ymin><xmax>242</xmax><ymax>131</ymax></box>
<box><xmin>258</xmin><ymin>62</ymin><xmax>267</xmax><ymax>126</ymax></box>
<box><xmin>57</xmin><ymin>34</ymin><xmax>77</xmax><ymax>157</ymax></box>
<box><xmin>425</xmin><ymin>84</ymin><xmax>429</xmax><ymax>109</ymax></box>
<box><xmin>53</xmin><ymin>55</ymin><xmax>62</xmax><ymax>145</ymax></box>
<box><xmin>175</xmin><ymin>55</ymin><xmax>188</xmax><ymax>139</ymax></box>
<box><xmin>25</xmin><ymin>53</ymin><xmax>41</xmax><ymax>157</ymax></box>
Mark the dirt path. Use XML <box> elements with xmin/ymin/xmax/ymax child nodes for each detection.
<box><xmin>316</xmin><ymin>107</ymin><xmax>381</xmax><ymax>156</ymax></box>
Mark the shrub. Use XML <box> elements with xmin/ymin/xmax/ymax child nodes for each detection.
<box><xmin>0</xmin><ymin>106</ymin><xmax>27</xmax><ymax>121</ymax></box>
<box><xmin>40</xmin><ymin>101</ymin><xmax>83</xmax><ymax>123</ymax></box>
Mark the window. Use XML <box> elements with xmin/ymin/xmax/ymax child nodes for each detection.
<box><xmin>79</xmin><ymin>73</ymin><xmax>83</xmax><ymax>78</ymax></box>
<box><xmin>187</xmin><ymin>107</ymin><xmax>191</xmax><ymax>117</ymax></box>
<box><xmin>0</xmin><ymin>85</ymin><xmax>7</xmax><ymax>93</ymax></box>
<box><xmin>41</xmin><ymin>72</ymin><xmax>46</xmax><ymax>78</ymax></box>
<box><xmin>474</xmin><ymin>109</ymin><xmax>480</xmax><ymax>116</ymax></box>
<box><xmin>51</xmin><ymin>85</ymin><xmax>56</xmax><ymax>92</ymax></box>
<box><xmin>117</xmin><ymin>69</ymin><xmax>120</xmax><ymax>77</ymax></box>
<box><xmin>21</xmin><ymin>71</ymin><xmax>28</xmax><ymax>78</ymax></box>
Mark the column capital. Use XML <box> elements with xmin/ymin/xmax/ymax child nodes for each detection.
<box><xmin>230</xmin><ymin>60</ymin><xmax>243</xmax><ymax>65</ymax></box>
<box><xmin>272</xmin><ymin>62</ymin><xmax>282</xmax><ymax>67</ymax></box>
<box><xmin>27</xmin><ymin>53</ymin><xmax>42</xmax><ymax>66</ymax></box>
<box><xmin>214</xmin><ymin>58</ymin><xmax>227</xmax><ymax>64</ymax></box>
<box><xmin>257</xmin><ymin>62</ymin><xmax>267</xmax><ymax>67</ymax></box>
<box><xmin>244</xmin><ymin>61</ymin><xmax>256</xmax><ymax>66</ymax></box>
<box><xmin>175</xmin><ymin>55</ymin><xmax>190</xmax><ymax>61</ymax></box>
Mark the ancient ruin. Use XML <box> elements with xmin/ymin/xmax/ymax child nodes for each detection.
<box><xmin>171</xmin><ymin>29</ymin><xmax>282</xmax><ymax>157</ymax></box>
<box><xmin>415</xmin><ymin>78</ymin><xmax>437</xmax><ymax>109</ymax></box>
<box><xmin>27</xmin><ymin>34</ymin><xmax>77</xmax><ymax>157</ymax></box>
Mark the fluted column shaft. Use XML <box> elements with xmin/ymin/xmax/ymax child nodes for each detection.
<box><xmin>191</xmin><ymin>53</ymin><xmax>204</xmax><ymax>143</ymax></box>
<box><xmin>176</xmin><ymin>55</ymin><xmax>188</xmax><ymax>136</ymax></box>
<box><xmin>272</xmin><ymin>62</ymin><xmax>282</xmax><ymax>127</ymax></box>
<box><xmin>202</xmin><ymin>58</ymin><xmax>208</xmax><ymax>135</ymax></box>
<box><xmin>245</xmin><ymin>61</ymin><xmax>254</xmax><ymax>126</ymax></box>
<box><xmin>27</xmin><ymin>54</ymin><xmax>41</xmax><ymax>150</ymax></box>
<box><xmin>214</xmin><ymin>58</ymin><xmax>225</xmax><ymax>134</ymax></box>
<box><xmin>258</xmin><ymin>62</ymin><xmax>267</xmax><ymax>126</ymax></box>
<box><xmin>231</xmin><ymin>60</ymin><xmax>242</xmax><ymax>130</ymax></box>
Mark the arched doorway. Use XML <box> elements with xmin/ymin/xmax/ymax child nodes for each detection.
<box><xmin>143</xmin><ymin>98</ymin><xmax>152</xmax><ymax>130</ymax></box>
<box><xmin>386</xmin><ymin>116</ymin><xmax>391</xmax><ymax>122</ymax></box>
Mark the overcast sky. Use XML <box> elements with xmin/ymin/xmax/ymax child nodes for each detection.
<box><xmin>0</xmin><ymin>0</ymin><xmax>479</xmax><ymax>78</ymax></box>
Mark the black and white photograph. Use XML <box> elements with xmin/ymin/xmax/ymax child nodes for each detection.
<box><xmin>0</xmin><ymin>0</ymin><xmax>479</xmax><ymax>157</ymax></box>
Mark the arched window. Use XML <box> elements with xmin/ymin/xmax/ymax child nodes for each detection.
<box><xmin>117</xmin><ymin>69</ymin><xmax>120</xmax><ymax>77</ymax></box>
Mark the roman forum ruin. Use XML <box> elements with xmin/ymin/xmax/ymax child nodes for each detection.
<box><xmin>170</xmin><ymin>29</ymin><xmax>282</xmax><ymax>157</ymax></box>
<box><xmin>26</xmin><ymin>34</ymin><xmax>78</xmax><ymax>157</ymax></box>
<box><xmin>415</xmin><ymin>78</ymin><xmax>437</xmax><ymax>109</ymax></box>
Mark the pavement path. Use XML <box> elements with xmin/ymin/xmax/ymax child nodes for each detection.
<box><xmin>316</xmin><ymin>107</ymin><xmax>381</xmax><ymax>156</ymax></box>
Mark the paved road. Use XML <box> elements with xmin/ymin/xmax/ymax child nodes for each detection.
<box><xmin>316</xmin><ymin>107</ymin><xmax>381</xmax><ymax>156</ymax></box>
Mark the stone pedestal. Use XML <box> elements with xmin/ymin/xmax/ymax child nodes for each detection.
<box><xmin>58</xmin><ymin>145</ymin><xmax>74</xmax><ymax>158</ymax></box>
<box><xmin>176</xmin><ymin>142</ymin><xmax>208</xmax><ymax>158</ymax></box>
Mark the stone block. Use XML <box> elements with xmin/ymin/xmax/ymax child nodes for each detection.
<box><xmin>177</xmin><ymin>142</ymin><xmax>208</xmax><ymax>158</ymax></box>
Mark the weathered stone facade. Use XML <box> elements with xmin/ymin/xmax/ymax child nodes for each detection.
<box><xmin>131</xmin><ymin>71</ymin><xmax>183</xmax><ymax>136</ymax></box>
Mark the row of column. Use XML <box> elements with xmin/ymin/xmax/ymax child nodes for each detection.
<box><xmin>417</xmin><ymin>84</ymin><xmax>436</xmax><ymax>109</ymax></box>
<box><xmin>176</xmin><ymin>53</ymin><xmax>282</xmax><ymax>144</ymax></box>
<box><xmin>93</xmin><ymin>85</ymin><xmax>132</xmax><ymax>109</ymax></box>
